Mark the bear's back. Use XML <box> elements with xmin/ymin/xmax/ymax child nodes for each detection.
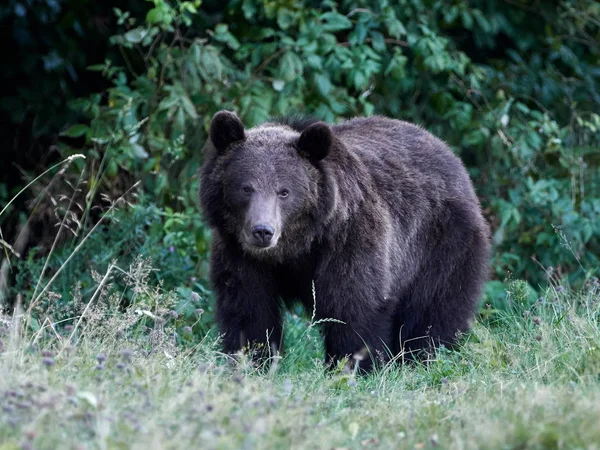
<box><xmin>332</xmin><ymin>116</ymin><xmax>478</xmax><ymax>204</ymax></box>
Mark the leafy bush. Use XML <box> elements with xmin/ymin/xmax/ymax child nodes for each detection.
<box><xmin>4</xmin><ymin>0</ymin><xmax>599</xmax><ymax>329</ymax></box>
<box><xmin>58</xmin><ymin>0</ymin><xmax>599</xmax><ymax>289</ymax></box>
<box><xmin>10</xmin><ymin>198</ymin><xmax>214</xmax><ymax>339</ymax></box>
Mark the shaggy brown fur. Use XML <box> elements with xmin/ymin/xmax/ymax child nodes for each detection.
<box><xmin>200</xmin><ymin>111</ymin><xmax>490</xmax><ymax>370</ymax></box>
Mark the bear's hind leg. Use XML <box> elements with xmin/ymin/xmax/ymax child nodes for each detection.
<box><xmin>393</xmin><ymin>202</ymin><xmax>490</xmax><ymax>360</ymax></box>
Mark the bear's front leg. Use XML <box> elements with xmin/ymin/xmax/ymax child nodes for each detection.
<box><xmin>320</xmin><ymin>310</ymin><xmax>392</xmax><ymax>371</ymax></box>
<box><xmin>210</xmin><ymin>243</ymin><xmax>282</xmax><ymax>362</ymax></box>
<box><xmin>214</xmin><ymin>274</ymin><xmax>282</xmax><ymax>361</ymax></box>
<box><xmin>315</xmin><ymin>255</ymin><xmax>394</xmax><ymax>371</ymax></box>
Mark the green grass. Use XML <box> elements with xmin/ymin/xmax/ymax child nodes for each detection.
<box><xmin>1</xmin><ymin>268</ymin><xmax>599</xmax><ymax>450</ymax></box>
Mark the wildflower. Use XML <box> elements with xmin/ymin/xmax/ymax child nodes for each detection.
<box><xmin>190</xmin><ymin>292</ymin><xmax>201</xmax><ymax>302</ymax></box>
<box><xmin>169</xmin><ymin>310</ymin><xmax>178</xmax><ymax>319</ymax></box>
<box><xmin>195</xmin><ymin>308</ymin><xmax>204</xmax><ymax>317</ymax></box>
<box><xmin>120</xmin><ymin>349</ymin><xmax>133</xmax><ymax>361</ymax></box>
<box><xmin>183</xmin><ymin>326</ymin><xmax>192</xmax><ymax>334</ymax></box>
<box><xmin>168</xmin><ymin>246</ymin><xmax>175</xmax><ymax>253</ymax></box>
<box><xmin>532</xmin><ymin>316</ymin><xmax>542</xmax><ymax>325</ymax></box>
<box><xmin>96</xmin><ymin>353</ymin><xmax>107</xmax><ymax>363</ymax></box>
<box><xmin>42</xmin><ymin>357</ymin><xmax>55</xmax><ymax>367</ymax></box>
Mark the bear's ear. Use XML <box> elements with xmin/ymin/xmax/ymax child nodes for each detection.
<box><xmin>297</xmin><ymin>122</ymin><xmax>332</xmax><ymax>161</ymax></box>
<box><xmin>209</xmin><ymin>110</ymin><xmax>245</xmax><ymax>152</ymax></box>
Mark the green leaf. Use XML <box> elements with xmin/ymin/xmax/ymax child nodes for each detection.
<box><xmin>180</xmin><ymin>95</ymin><xmax>198</xmax><ymax>119</ymax></box>
<box><xmin>370</xmin><ymin>31</ymin><xmax>386</xmax><ymax>52</ymax></box>
<box><xmin>124</xmin><ymin>28</ymin><xmax>147</xmax><ymax>43</ymax></box>
<box><xmin>60</xmin><ymin>124</ymin><xmax>89</xmax><ymax>138</ymax></box>
<box><xmin>242</xmin><ymin>0</ymin><xmax>256</xmax><ymax>20</ymax></box>
<box><xmin>146</xmin><ymin>8</ymin><xmax>162</xmax><ymax>24</ymax></box>
<box><xmin>214</xmin><ymin>24</ymin><xmax>240</xmax><ymax>50</ymax></box>
<box><xmin>384</xmin><ymin>50</ymin><xmax>407</xmax><ymax>81</ymax></box>
<box><xmin>305</xmin><ymin>53</ymin><xmax>323</xmax><ymax>70</ymax></box>
<box><xmin>321</xmin><ymin>12</ymin><xmax>353</xmax><ymax>32</ymax></box>
<box><xmin>131</xmin><ymin>143</ymin><xmax>149</xmax><ymax>159</ymax></box>
<box><xmin>158</xmin><ymin>95</ymin><xmax>179</xmax><ymax>111</ymax></box>
<box><xmin>181</xmin><ymin>2</ymin><xmax>198</xmax><ymax>14</ymax></box>
<box><xmin>349</xmin><ymin>23</ymin><xmax>368</xmax><ymax>46</ymax></box>
<box><xmin>277</xmin><ymin>8</ymin><xmax>296</xmax><ymax>30</ymax></box>
<box><xmin>195</xmin><ymin>45</ymin><xmax>223</xmax><ymax>81</ymax></box>
<box><xmin>461</xmin><ymin>10</ymin><xmax>473</xmax><ymax>29</ymax></box>
<box><xmin>314</xmin><ymin>73</ymin><xmax>332</xmax><ymax>96</ymax></box>
<box><xmin>278</xmin><ymin>51</ymin><xmax>303</xmax><ymax>82</ymax></box>
<box><xmin>351</xmin><ymin>70</ymin><xmax>367</xmax><ymax>90</ymax></box>
<box><xmin>386</xmin><ymin>18</ymin><xmax>406</xmax><ymax>38</ymax></box>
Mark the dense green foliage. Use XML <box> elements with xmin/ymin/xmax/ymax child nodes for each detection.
<box><xmin>2</xmin><ymin>0</ymin><xmax>600</xmax><ymax>330</ymax></box>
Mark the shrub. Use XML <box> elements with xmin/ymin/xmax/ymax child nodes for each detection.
<box><xmin>4</xmin><ymin>0</ymin><xmax>599</xmax><ymax>329</ymax></box>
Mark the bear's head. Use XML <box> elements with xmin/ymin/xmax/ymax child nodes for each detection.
<box><xmin>201</xmin><ymin>110</ymin><xmax>334</xmax><ymax>259</ymax></box>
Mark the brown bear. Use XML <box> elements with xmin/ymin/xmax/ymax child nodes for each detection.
<box><xmin>199</xmin><ymin>111</ymin><xmax>490</xmax><ymax>370</ymax></box>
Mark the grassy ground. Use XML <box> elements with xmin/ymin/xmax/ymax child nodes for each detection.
<box><xmin>1</xmin><ymin>275</ymin><xmax>599</xmax><ymax>450</ymax></box>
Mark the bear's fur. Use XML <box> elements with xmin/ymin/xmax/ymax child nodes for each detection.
<box><xmin>200</xmin><ymin>111</ymin><xmax>490</xmax><ymax>369</ymax></box>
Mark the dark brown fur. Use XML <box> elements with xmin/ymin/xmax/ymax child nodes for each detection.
<box><xmin>200</xmin><ymin>111</ymin><xmax>491</xmax><ymax>370</ymax></box>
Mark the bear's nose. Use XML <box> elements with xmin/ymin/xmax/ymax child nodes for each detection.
<box><xmin>251</xmin><ymin>224</ymin><xmax>274</xmax><ymax>247</ymax></box>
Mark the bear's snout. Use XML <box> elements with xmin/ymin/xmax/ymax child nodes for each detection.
<box><xmin>251</xmin><ymin>224</ymin><xmax>275</xmax><ymax>247</ymax></box>
<box><xmin>243</xmin><ymin>194</ymin><xmax>281</xmax><ymax>250</ymax></box>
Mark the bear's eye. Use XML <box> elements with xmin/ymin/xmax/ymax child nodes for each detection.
<box><xmin>242</xmin><ymin>186</ymin><xmax>254</xmax><ymax>195</ymax></box>
<box><xmin>278</xmin><ymin>189</ymin><xmax>289</xmax><ymax>198</ymax></box>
